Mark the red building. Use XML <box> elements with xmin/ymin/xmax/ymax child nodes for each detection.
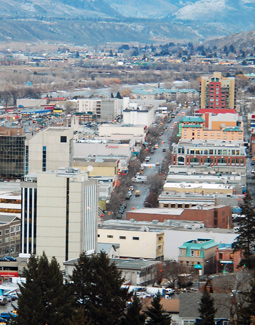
<box><xmin>126</xmin><ymin>205</ymin><xmax>232</xmax><ymax>229</ymax></box>
<box><xmin>215</xmin><ymin>245</ymin><xmax>242</xmax><ymax>273</ymax></box>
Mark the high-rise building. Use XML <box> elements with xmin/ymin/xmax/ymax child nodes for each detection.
<box><xmin>20</xmin><ymin>168</ymin><xmax>98</xmax><ymax>266</ymax></box>
<box><xmin>0</xmin><ymin>127</ymin><xmax>25</xmax><ymax>180</ymax></box>
<box><xmin>200</xmin><ymin>72</ymin><xmax>236</xmax><ymax>112</ymax></box>
<box><xmin>25</xmin><ymin>127</ymin><xmax>73</xmax><ymax>175</ymax></box>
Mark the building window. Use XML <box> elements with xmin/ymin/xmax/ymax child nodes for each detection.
<box><xmin>5</xmin><ymin>237</ymin><xmax>9</xmax><ymax>243</ymax></box>
<box><xmin>42</xmin><ymin>146</ymin><xmax>46</xmax><ymax>172</ymax></box>
<box><xmin>119</xmin><ymin>236</ymin><xmax>126</xmax><ymax>239</ymax></box>
<box><xmin>5</xmin><ymin>229</ymin><xmax>9</xmax><ymax>235</ymax></box>
<box><xmin>0</xmin><ymin>231</ymin><xmax>2</xmax><ymax>236</ymax></box>
<box><xmin>107</xmin><ymin>235</ymin><xmax>113</xmax><ymax>238</ymax></box>
<box><xmin>133</xmin><ymin>237</ymin><xmax>139</xmax><ymax>240</ymax></box>
<box><xmin>16</xmin><ymin>226</ymin><xmax>20</xmax><ymax>232</ymax></box>
<box><xmin>60</xmin><ymin>136</ymin><xmax>67</xmax><ymax>143</ymax></box>
<box><xmin>10</xmin><ymin>227</ymin><xmax>15</xmax><ymax>233</ymax></box>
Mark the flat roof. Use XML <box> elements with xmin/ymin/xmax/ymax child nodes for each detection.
<box><xmin>164</xmin><ymin>183</ymin><xmax>233</xmax><ymax>190</ymax></box>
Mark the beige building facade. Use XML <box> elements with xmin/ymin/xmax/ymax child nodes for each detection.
<box><xmin>97</xmin><ymin>228</ymin><xmax>164</xmax><ymax>260</ymax></box>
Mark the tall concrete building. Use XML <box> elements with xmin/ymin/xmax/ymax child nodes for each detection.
<box><xmin>25</xmin><ymin>127</ymin><xmax>73</xmax><ymax>175</ymax></box>
<box><xmin>20</xmin><ymin>168</ymin><xmax>98</xmax><ymax>266</ymax></box>
<box><xmin>200</xmin><ymin>72</ymin><xmax>236</xmax><ymax>112</ymax></box>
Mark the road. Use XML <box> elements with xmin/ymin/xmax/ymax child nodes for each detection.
<box><xmin>121</xmin><ymin>108</ymin><xmax>187</xmax><ymax>219</ymax></box>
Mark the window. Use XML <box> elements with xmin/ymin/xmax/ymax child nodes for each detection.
<box><xmin>5</xmin><ymin>229</ymin><xmax>9</xmax><ymax>235</ymax></box>
<box><xmin>10</xmin><ymin>227</ymin><xmax>15</xmax><ymax>233</ymax></box>
<box><xmin>42</xmin><ymin>146</ymin><xmax>46</xmax><ymax>172</ymax></box>
<box><xmin>0</xmin><ymin>231</ymin><xmax>2</xmax><ymax>236</ymax></box>
<box><xmin>219</xmin><ymin>253</ymin><xmax>223</xmax><ymax>259</ymax></box>
<box><xmin>16</xmin><ymin>226</ymin><xmax>20</xmax><ymax>231</ymax></box>
<box><xmin>133</xmin><ymin>237</ymin><xmax>139</xmax><ymax>240</ymax></box>
<box><xmin>209</xmin><ymin>149</ymin><xmax>214</xmax><ymax>155</ymax></box>
<box><xmin>5</xmin><ymin>237</ymin><xmax>9</xmax><ymax>243</ymax></box>
<box><xmin>107</xmin><ymin>235</ymin><xmax>113</xmax><ymax>238</ymax></box>
<box><xmin>60</xmin><ymin>136</ymin><xmax>67</xmax><ymax>143</ymax></box>
<box><xmin>119</xmin><ymin>236</ymin><xmax>126</xmax><ymax>239</ymax></box>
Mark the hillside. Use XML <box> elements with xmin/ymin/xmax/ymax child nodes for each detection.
<box><xmin>0</xmin><ymin>0</ymin><xmax>254</xmax><ymax>44</ymax></box>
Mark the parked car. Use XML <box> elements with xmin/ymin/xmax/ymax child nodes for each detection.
<box><xmin>0</xmin><ymin>257</ymin><xmax>8</xmax><ymax>262</ymax></box>
<box><xmin>118</xmin><ymin>206</ymin><xmax>125</xmax><ymax>214</ymax></box>
<box><xmin>145</xmin><ymin>156</ymin><xmax>151</xmax><ymax>162</ymax></box>
<box><xmin>5</xmin><ymin>256</ymin><xmax>16</xmax><ymax>261</ymax></box>
<box><xmin>162</xmin><ymin>148</ymin><xmax>166</xmax><ymax>152</ymax></box>
<box><xmin>126</xmin><ymin>191</ymin><xmax>132</xmax><ymax>200</ymax></box>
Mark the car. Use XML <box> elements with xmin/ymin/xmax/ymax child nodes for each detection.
<box><xmin>118</xmin><ymin>207</ymin><xmax>125</xmax><ymax>214</ymax></box>
<box><xmin>0</xmin><ymin>257</ymin><xmax>8</xmax><ymax>262</ymax></box>
<box><xmin>5</xmin><ymin>256</ymin><xmax>16</xmax><ymax>261</ymax></box>
<box><xmin>156</xmin><ymin>162</ymin><xmax>160</xmax><ymax>166</ymax></box>
<box><xmin>129</xmin><ymin>186</ymin><xmax>134</xmax><ymax>192</ymax></box>
<box><xmin>145</xmin><ymin>156</ymin><xmax>151</xmax><ymax>162</ymax></box>
<box><xmin>162</xmin><ymin>148</ymin><xmax>166</xmax><ymax>152</ymax></box>
<box><xmin>126</xmin><ymin>191</ymin><xmax>132</xmax><ymax>200</ymax></box>
<box><xmin>135</xmin><ymin>190</ymin><xmax>141</xmax><ymax>197</ymax></box>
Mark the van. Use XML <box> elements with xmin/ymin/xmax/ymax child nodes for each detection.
<box><xmin>135</xmin><ymin>190</ymin><xmax>141</xmax><ymax>197</ymax></box>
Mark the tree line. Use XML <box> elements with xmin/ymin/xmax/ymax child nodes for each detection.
<box><xmin>11</xmin><ymin>251</ymin><xmax>171</xmax><ymax>325</ymax></box>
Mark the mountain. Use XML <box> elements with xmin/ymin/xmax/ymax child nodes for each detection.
<box><xmin>0</xmin><ymin>0</ymin><xmax>254</xmax><ymax>44</ymax></box>
<box><xmin>0</xmin><ymin>0</ymin><xmax>120</xmax><ymax>19</ymax></box>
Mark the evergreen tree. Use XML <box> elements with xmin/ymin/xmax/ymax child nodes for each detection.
<box><xmin>116</xmin><ymin>91</ymin><xmax>122</xmax><ymax>99</ymax></box>
<box><xmin>143</xmin><ymin>292</ymin><xmax>171</xmax><ymax>325</ymax></box>
<box><xmin>121</xmin><ymin>293</ymin><xmax>146</xmax><ymax>325</ymax></box>
<box><xmin>70</xmin><ymin>251</ymin><xmax>129</xmax><ymax>325</ymax></box>
<box><xmin>13</xmin><ymin>253</ymin><xmax>74</xmax><ymax>325</ymax></box>
<box><xmin>196</xmin><ymin>288</ymin><xmax>216</xmax><ymax>325</ymax></box>
<box><xmin>233</xmin><ymin>191</ymin><xmax>255</xmax><ymax>268</ymax></box>
<box><xmin>236</xmin><ymin>273</ymin><xmax>255</xmax><ymax>324</ymax></box>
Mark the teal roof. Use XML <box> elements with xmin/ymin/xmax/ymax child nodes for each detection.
<box><xmin>132</xmin><ymin>87</ymin><xmax>199</xmax><ymax>95</ymax></box>
<box><xmin>181</xmin><ymin>116</ymin><xmax>205</xmax><ymax>123</ymax></box>
<box><xmin>182</xmin><ymin>124</ymin><xmax>202</xmax><ymax>128</ymax></box>
<box><xmin>223</xmin><ymin>127</ymin><xmax>242</xmax><ymax>132</ymax></box>
<box><xmin>179</xmin><ymin>238</ymin><xmax>218</xmax><ymax>258</ymax></box>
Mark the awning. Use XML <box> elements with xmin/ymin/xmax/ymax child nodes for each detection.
<box><xmin>194</xmin><ymin>264</ymin><xmax>202</xmax><ymax>269</ymax></box>
<box><xmin>220</xmin><ymin>260</ymin><xmax>233</xmax><ymax>264</ymax></box>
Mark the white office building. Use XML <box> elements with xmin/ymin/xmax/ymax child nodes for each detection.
<box><xmin>20</xmin><ymin>168</ymin><xmax>98</xmax><ymax>267</ymax></box>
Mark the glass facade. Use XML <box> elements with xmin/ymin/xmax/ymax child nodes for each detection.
<box><xmin>0</xmin><ymin>136</ymin><xmax>25</xmax><ymax>179</ymax></box>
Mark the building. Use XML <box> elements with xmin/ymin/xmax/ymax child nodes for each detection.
<box><xmin>172</xmin><ymin>140</ymin><xmax>246</xmax><ymax>167</ymax></box>
<box><xmin>126</xmin><ymin>205</ymin><xmax>232</xmax><ymax>229</ymax></box>
<box><xmin>73</xmin><ymin>139</ymin><xmax>133</xmax><ymax>159</ymax></box>
<box><xmin>122</xmin><ymin>103</ymin><xmax>155</xmax><ymax>127</ymax></box>
<box><xmin>101</xmin><ymin>219</ymin><xmax>237</xmax><ymax>261</ymax></box>
<box><xmin>98</xmin><ymin>124</ymin><xmax>146</xmax><ymax>143</ymax></box>
<box><xmin>20</xmin><ymin>168</ymin><xmax>98</xmax><ymax>267</ymax></box>
<box><xmin>97</xmin><ymin>228</ymin><xmax>164</xmax><ymax>260</ymax></box>
<box><xmin>0</xmin><ymin>215</ymin><xmax>21</xmax><ymax>257</ymax></box>
<box><xmin>26</xmin><ymin>127</ymin><xmax>73</xmax><ymax>175</ymax></box>
<box><xmin>199</xmin><ymin>72</ymin><xmax>236</xmax><ymax>112</ymax></box>
<box><xmin>0</xmin><ymin>127</ymin><xmax>25</xmax><ymax>180</ymax></box>
<box><xmin>179</xmin><ymin>293</ymin><xmax>231</xmax><ymax>324</ymax></box>
<box><xmin>78</xmin><ymin>98</ymin><xmax>118</xmax><ymax>121</ymax></box>
<box><xmin>178</xmin><ymin>238</ymin><xmax>218</xmax><ymax>274</ymax></box>
<box><xmin>215</xmin><ymin>244</ymin><xmax>242</xmax><ymax>274</ymax></box>
<box><xmin>180</xmin><ymin>116</ymin><xmax>243</xmax><ymax>142</ymax></box>
<box><xmin>63</xmin><ymin>257</ymin><xmax>160</xmax><ymax>286</ymax></box>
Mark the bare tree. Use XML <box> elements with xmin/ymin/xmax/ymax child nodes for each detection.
<box><xmin>162</xmin><ymin>260</ymin><xmax>189</xmax><ymax>288</ymax></box>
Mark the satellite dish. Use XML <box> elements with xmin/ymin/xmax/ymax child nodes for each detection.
<box><xmin>87</xmin><ymin>165</ymin><xmax>93</xmax><ymax>172</ymax></box>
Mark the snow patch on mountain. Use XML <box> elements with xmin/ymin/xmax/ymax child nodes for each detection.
<box><xmin>174</xmin><ymin>0</ymin><xmax>226</xmax><ymax>20</ymax></box>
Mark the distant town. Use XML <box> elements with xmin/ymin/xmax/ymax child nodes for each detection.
<box><xmin>0</xmin><ymin>40</ymin><xmax>255</xmax><ymax>324</ymax></box>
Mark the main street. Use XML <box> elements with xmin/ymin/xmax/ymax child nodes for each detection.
<box><xmin>121</xmin><ymin>108</ymin><xmax>188</xmax><ymax>219</ymax></box>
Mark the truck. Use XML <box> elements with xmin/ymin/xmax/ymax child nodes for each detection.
<box><xmin>131</xmin><ymin>176</ymin><xmax>147</xmax><ymax>183</ymax></box>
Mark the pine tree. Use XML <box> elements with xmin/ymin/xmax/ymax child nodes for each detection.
<box><xmin>13</xmin><ymin>253</ymin><xmax>74</xmax><ymax>325</ymax></box>
<box><xmin>236</xmin><ymin>273</ymin><xmax>255</xmax><ymax>324</ymax></box>
<box><xmin>233</xmin><ymin>191</ymin><xmax>255</xmax><ymax>268</ymax></box>
<box><xmin>196</xmin><ymin>288</ymin><xmax>216</xmax><ymax>325</ymax></box>
<box><xmin>143</xmin><ymin>292</ymin><xmax>171</xmax><ymax>325</ymax></box>
<box><xmin>121</xmin><ymin>293</ymin><xmax>146</xmax><ymax>325</ymax></box>
<box><xmin>70</xmin><ymin>251</ymin><xmax>129</xmax><ymax>325</ymax></box>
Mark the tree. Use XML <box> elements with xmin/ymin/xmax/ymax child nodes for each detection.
<box><xmin>144</xmin><ymin>292</ymin><xmax>171</xmax><ymax>325</ymax></box>
<box><xmin>236</xmin><ymin>273</ymin><xmax>255</xmax><ymax>324</ymax></box>
<box><xmin>162</xmin><ymin>260</ymin><xmax>188</xmax><ymax>288</ymax></box>
<box><xmin>70</xmin><ymin>251</ymin><xmax>129</xmax><ymax>325</ymax></box>
<box><xmin>233</xmin><ymin>191</ymin><xmax>255</xmax><ymax>269</ymax></box>
<box><xmin>13</xmin><ymin>253</ymin><xmax>74</xmax><ymax>325</ymax></box>
<box><xmin>121</xmin><ymin>293</ymin><xmax>146</xmax><ymax>325</ymax></box>
<box><xmin>196</xmin><ymin>288</ymin><xmax>216</xmax><ymax>325</ymax></box>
